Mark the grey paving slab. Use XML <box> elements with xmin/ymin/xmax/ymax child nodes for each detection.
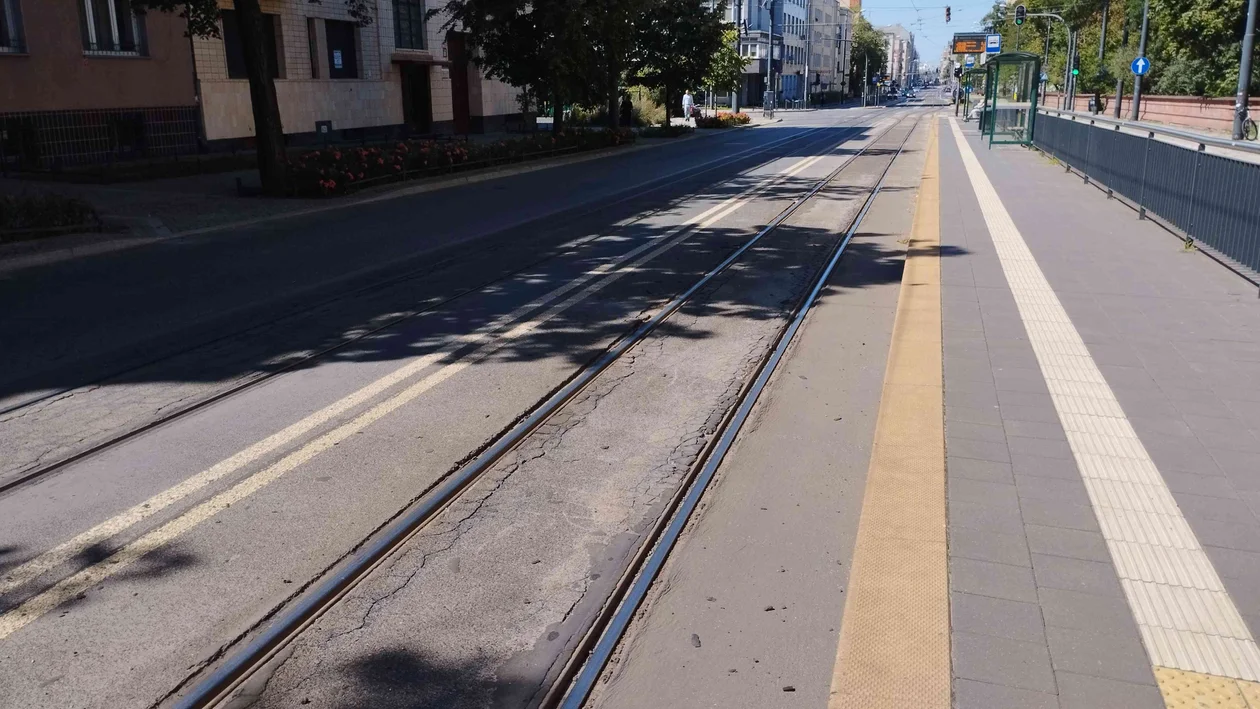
<box><xmin>1055</xmin><ymin>672</ymin><xmax>1165</xmax><ymax>709</ymax></box>
<box><xmin>951</xmin><ymin>557</ymin><xmax>1039</xmax><ymax>604</ymax></box>
<box><xmin>1003</xmin><ymin>419</ymin><xmax>1068</xmax><ymax>441</ymax></box>
<box><xmin>950</xmin><ymin>499</ymin><xmax>1028</xmax><ymax>536</ymax></box>
<box><xmin>954</xmin><ymin>679</ymin><xmax>1059</xmax><ymax>709</ymax></box>
<box><xmin>1188</xmin><ymin>518</ymin><xmax>1260</xmax><ymax>553</ymax></box>
<box><xmin>1038</xmin><ymin>587</ymin><xmax>1146</xmax><ymax>637</ymax></box>
<box><xmin>947</xmin><ymin>421</ymin><xmax>1008</xmax><ymax>443</ymax></box>
<box><xmin>1000</xmin><ymin>404</ymin><xmax>1062</xmax><ymax>425</ymax></box>
<box><xmin>947</xmin><ymin>436</ymin><xmax>1012</xmax><ymax>464</ymax></box>
<box><xmin>1162</xmin><ymin>470</ymin><xmax>1239</xmax><ymax>498</ymax></box>
<box><xmin>1011</xmin><ymin>454</ymin><xmax>1085</xmax><ymax>481</ymax></box>
<box><xmin>952</xmin><ymin>592</ymin><xmax>1047</xmax><ymax>644</ymax></box>
<box><xmin>1032</xmin><ymin>554</ymin><xmax>1125</xmax><ymax>598</ymax></box>
<box><xmin>947</xmin><ymin>456</ymin><xmax>1015</xmax><ymax>484</ymax></box>
<box><xmin>1045</xmin><ymin>626</ymin><xmax>1157</xmax><ymax>686</ymax></box>
<box><xmin>1014</xmin><ymin>475</ymin><xmax>1092</xmax><ymax>507</ymax></box>
<box><xmin>1025</xmin><ymin>525</ymin><xmax>1111</xmax><ymax>564</ymax></box>
<box><xmin>1172</xmin><ymin>491</ymin><xmax>1260</xmax><ymax>526</ymax></box>
<box><xmin>948</xmin><ymin>405</ymin><xmax>1005</xmax><ymax>427</ymax></box>
<box><xmin>953</xmin><ymin>631</ymin><xmax>1057</xmax><ymax>694</ymax></box>
<box><xmin>949</xmin><ymin>478</ymin><xmax>1020</xmax><ymax>507</ymax></box>
<box><xmin>1007</xmin><ymin>436</ymin><xmax>1075</xmax><ymax>461</ymax></box>
<box><xmin>951</xmin><ymin>527</ymin><xmax>1032</xmax><ymax>567</ymax></box>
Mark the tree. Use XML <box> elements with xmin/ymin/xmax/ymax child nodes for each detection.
<box><xmin>430</xmin><ymin>0</ymin><xmax>595</xmax><ymax>134</ymax></box>
<box><xmin>848</xmin><ymin>15</ymin><xmax>887</xmax><ymax>97</ymax></box>
<box><xmin>629</xmin><ymin>0</ymin><xmax>727</xmax><ymax>125</ymax></box>
<box><xmin>705</xmin><ymin>26</ymin><xmax>746</xmax><ymax>98</ymax></box>
<box><xmin>135</xmin><ymin>1</ymin><xmax>373</xmax><ymax>196</ymax></box>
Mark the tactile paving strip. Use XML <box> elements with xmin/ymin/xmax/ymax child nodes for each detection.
<box><xmin>948</xmin><ymin>118</ymin><xmax>1260</xmax><ymax>683</ymax></box>
<box><xmin>828</xmin><ymin>119</ymin><xmax>950</xmax><ymax>709</ymax></box>
<box><xmin>1155</xmin><ymin>666</ymin><xmax>1260</xmax><ymax>708</ymax></box>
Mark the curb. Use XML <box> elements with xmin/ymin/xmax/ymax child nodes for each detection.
<box><xmin>0</xmin><ymin>120</ymin><xmax>783</xmax><ymax>276</ymax></box>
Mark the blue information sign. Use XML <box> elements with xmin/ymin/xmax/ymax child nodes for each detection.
<box><xmin>1131</xmin><ymin>56</ymin><xmax>1150</xmax><ymax>75</ymax></box>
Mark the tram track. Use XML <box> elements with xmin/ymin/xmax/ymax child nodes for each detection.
<box><xmin>161</xmin><ymin>108</ymin><xmax>929</xmax><ymax>709</ymax></box>
<box><xmin>0</xmin><ymin>121</ymin><xmax>855</xmax><ymax>498</ymax></box>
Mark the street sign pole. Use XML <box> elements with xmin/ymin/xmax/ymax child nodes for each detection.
<box><xmin>1233</xmin><ymin>0</ymin><xmax>1258</xmax><ymax>139</ymax></box>
<box><xmin>1115</xmin><ymin>12</ymin><xmax>1129</xmax><ymax>118</ymax></box>
<box><xmin>1131</xmin><ymin>0</ymin><xmax>1149</xmax><ymax>121</ymax></box>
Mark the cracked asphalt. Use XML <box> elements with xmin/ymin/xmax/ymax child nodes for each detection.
<box><xmin>0</xmin><ymin>106</ymin><xmax>920</xmax><ymax>709</ymax></box>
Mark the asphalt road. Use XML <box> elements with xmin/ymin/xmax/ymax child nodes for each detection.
<box><xmin>0</xmin><ymin>105</ymin><xmax>923</xmax><ymax>709</ymax></box>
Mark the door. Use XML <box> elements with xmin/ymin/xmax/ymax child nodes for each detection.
<box><xmin>446</xmin><ymin>31</ymin><xmax>471</xmax><ymax>134</ymax></box>
<box><xmin>401</xmin><ymin>63</ymin><xmax>432</xmax><ymax>134</ymax></box>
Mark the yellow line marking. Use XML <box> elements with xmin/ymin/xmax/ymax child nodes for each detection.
<box><xmin>0</xmin><ymin>131</ymin><xmax>883</xmax><ymax>642</ymax></box>
<box><xmin>828</xmin><ymin>119</ymin><xmax>949</xmax><ymax>709</ymax></box>
<box><xmin>1156</xmin><ymin>666</ymin><xmax>1260</xmax><ymax>708</ymax></box>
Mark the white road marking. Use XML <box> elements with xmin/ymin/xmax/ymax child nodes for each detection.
<box><xmin>0</xmin><ymin>123</ymin><xmax>887</xmax><ymax>640</ymax></box>
<box><xmin>948</xmin><ymin>117</ymin><xmax>1260</xmax><ymax>681</ymax></box>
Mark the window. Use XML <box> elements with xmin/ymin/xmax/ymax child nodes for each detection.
<box><xmin>80</xmin><ymin>0</ymin><xmax>146</xmax><ymax>55</ymax></box>
<box><xmin>325</xmin><ymin>20</ymin><xmax>358</xmax><ymax>79</ymax></box>
<box><xmin>1</xmin><ymin>0</ymin><xmax>24</xmax><ymax>52</ymax></box>
<box><xmin>394</xmin><ymin>0</ymin><xmax>425</xmax><ymax>50</ymax></box>
<box><xmin>221</xmin><ymin>9</ymin><xmax>281</xmax><ymax>79</ymax></box>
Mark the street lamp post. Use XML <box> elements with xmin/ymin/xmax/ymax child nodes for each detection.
<box><xmin>1234</xmin><ymin>0</ymin><xmax>1258</xmax><ymax>139</ymax></box>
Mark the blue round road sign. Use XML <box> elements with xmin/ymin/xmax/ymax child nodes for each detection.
<box><xmin>1131</xmin><ymin>56</ymin><xmax>1150</xmax><ymax>75</ymax></box>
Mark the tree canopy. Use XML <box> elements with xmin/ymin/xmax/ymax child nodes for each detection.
<box><xmin>849</xmin><ymin>15</ymin><xmax>888</xmax><ymax>92</ymax></box>
<box><xmin>980</xmin><ymin>0</ymin><xmax>1259</xmax><ymax>98</ymax></box>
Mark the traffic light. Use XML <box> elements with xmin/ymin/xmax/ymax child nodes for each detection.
<box><xmin>1071</xmin><ymin>54</ymin><xmax>1080</xmax><ymax>76</ymax></box>
<box><xmin>1014</xmin><ymin>4</ymin><xmax>1026</xmax><ymax>25</ymax></box>
<box><xmin>945</xmin><ymin>5</ymin><xmax>951</xmax><ymax>22</ymax></box>
<box><xmin>954</xmin><ymin>66</ymin><xmax>963</xmax><ymax>78</ymax></box>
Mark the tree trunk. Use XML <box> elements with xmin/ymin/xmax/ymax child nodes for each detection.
<box><xmin>235</xmin><ymin>0</ymin><xmax>287</xmax><ymax>196</ymax></box>
<box><xmin>663</xmin><ymin>85</ymin><xmax>673</xmax><ymax>127</ymax></box>
<box><xmin>607</xmin><ymin>51</ymin><xmax>621</xmax><ymax>130</ymax></box>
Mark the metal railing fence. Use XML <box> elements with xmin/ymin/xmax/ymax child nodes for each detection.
<box><xmin>1033</xmin><ymin>111</ymin><xmax>1260</xmax><ymax>276</ymax></box>
<box><xmin>0</xmin><ymin>106</ymin><xmax>199</xmax><ymax>172</ymax></box>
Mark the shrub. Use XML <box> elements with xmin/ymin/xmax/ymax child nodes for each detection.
<box><xmin>638</xmin><ymin>125</ymin><xmax>694</xmax><ymax>138</ymax></box>
<box><xmin>694</xmin><ymin>112</ymin><xmax>752</xmax><ymax>129</ymax></box>
<box><xmin>0</xmin><ymin>193</ymin><xmax>99</xmax><ymax>240</ymax></box>
<box><xmin>286</xmin><ymin>129</ymin><xmax>636</xmax><ymax>197</ymax></box>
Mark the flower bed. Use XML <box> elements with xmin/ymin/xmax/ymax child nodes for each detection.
<box><xmin>694</xmin><ymin>112</ymin><xmax>752</xmax><ymax>129</ymax></box>
<box><xmin>287</xmin><ymin>129</ymin><xmax>635</xmax><ymax>197</ymax></box>
<box><xmin>0</xmin><ymin>193</ymin><xmax>100</xmax><ymax>243</ymax></box>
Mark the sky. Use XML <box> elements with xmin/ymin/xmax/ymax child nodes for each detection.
<box><xmin>856</xmin><ymin>0</ymin><xmax>997</xmax><ymax>69</ymax></box>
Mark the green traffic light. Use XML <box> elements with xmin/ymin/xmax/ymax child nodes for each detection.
<box><xmin>1071</xmin><ymin>68</ymin><xmax>1080</xmax><ymax>75</ymax></box>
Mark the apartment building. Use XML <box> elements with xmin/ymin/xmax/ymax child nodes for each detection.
<box><xmin>0</xmin><ymin>0</ymin><xmax>200</xmax><ymax>169</ymax></box>
<box><xmin>194</xmin><ymin>0</ymin><xmax>521</xmax><ymax>148</ymax></box>
<box><xmin>877</xmin><ymin>23</ymin><xmax>915</xmax><ymax>88</ymax></box>
<box><xmin>806</xmin><ymin>0</ymin><xmax>850</xmax><ymax>98</ymax></box>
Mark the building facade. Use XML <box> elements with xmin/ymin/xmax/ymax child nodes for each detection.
<box><xmin>805</xmin><ymin>0</ymin><xmax>850</xmax><ymax>98</ymax></box>
<box><xmin>194</xmin><ymin>0</ymin><xmax>522</xmax><ymax>148</ymax></box>
<box><xmin>0</xmin><ymin>0</ymin><xmax>200</xmax><ymax>169</ymax></box>
<box><xmin>877</xmin><ymin>23</ymin><xmax>915</xmax><ymax>89</ymax></box>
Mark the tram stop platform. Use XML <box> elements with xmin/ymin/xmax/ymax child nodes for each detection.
<box><xmin>588</xmin><ymin>111</ymin><xmax>1260</xmax><ymax>709</ymax></box>
<box><xmin>936</xmin><ymin>116</ymin><xmax>1260</xmax><ymax>708</ymax></box>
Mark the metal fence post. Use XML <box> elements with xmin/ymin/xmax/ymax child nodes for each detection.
<box><xmin>1186</xmin><ymin>143</ymin><xmax>1205</xmax><ymax>245</ymax></box>
<box><xmin>1107</xmin><ymin>125</ymin><xmax>1119</xmax><ymax>198</ymax></box>
<box><xmin>1137</xmin><ymin>130</ymin><xmax>1152</xmax><ymax>219</ymax></box>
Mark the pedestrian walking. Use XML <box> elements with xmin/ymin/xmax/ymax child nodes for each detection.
<box><xmin>682</xmin><ymin>90</ymin><xmax>695</xmax><ymax>125</ymax></box>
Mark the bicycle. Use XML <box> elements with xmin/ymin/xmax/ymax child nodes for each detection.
<box><xmin>1240</xmin><ymin>105</ymin><xmax>1259</xmax><ymax>141</ymax></box>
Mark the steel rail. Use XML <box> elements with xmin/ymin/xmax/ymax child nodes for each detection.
<box><xmin>168</xmin><ymin>111</ymin><xmax>923</xmax><ymax>709</ymax></box>
<box><xmin>551</xmin><ymin>111</ymin><xmax>924</xmax><ymax>709</ymax></box>
<box><xmin>0</xmin><ymin>122</ymin><xmax>852</xmax><ymax>498</ymax></box>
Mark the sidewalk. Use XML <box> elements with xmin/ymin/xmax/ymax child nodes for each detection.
<box><xmin>940</xmin><ymin>116</ymin><xmax>1260</xmax><ymax>707</ymax></box>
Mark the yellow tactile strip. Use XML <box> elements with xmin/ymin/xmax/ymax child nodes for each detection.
<box><xmin>1156</xmin><ymin>666</ymin><xmax>1260</xmax><ymax>708</ymax></box>
<box><xmin>828</xmin><ymin>119</ymin><xmax>949</xmax><ymax>709</ymax></box>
